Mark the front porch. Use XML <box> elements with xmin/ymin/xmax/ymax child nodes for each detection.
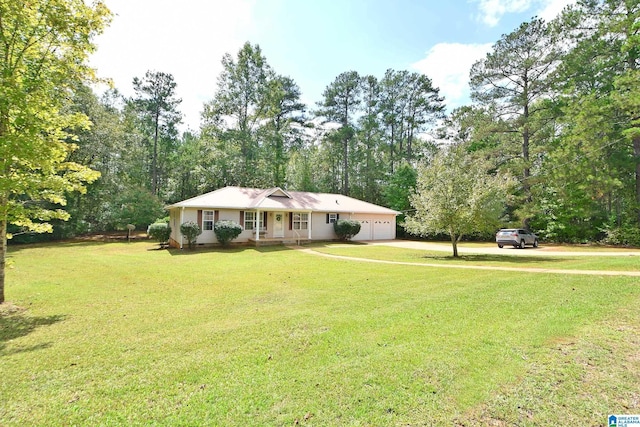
<box><xmin>248</xmin><ymin>237</ymin><xmax>311</xmax><ymax>247</ymax></box>
<box><xmin>246</xmin><ymin>209</ymin><xmax>313</xmax><ymax>247</ymax></box>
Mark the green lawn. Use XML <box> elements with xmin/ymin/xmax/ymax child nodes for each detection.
<box><xmin>312</xmin><ymin>243</ymin><xmax>640</xmax><ymax>272</ymax></box>
<box><xmin>1</xmin><ymin>241</ymin><xmax>639</xmax><ymax>426</ymax></box>
<box><xmin>398</xmin><ymin>240</ymin><xmax>640</xmax><ymax>252</ymax></box>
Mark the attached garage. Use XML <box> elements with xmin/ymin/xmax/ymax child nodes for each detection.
<box><xmin>351</xmin><ymin>218</ymin><xmax>394</xmax><ymax>241</ymax></box>
<box><xmin>373</xmin><ymin>219</ymin><xmax>394</xmax><ymax>240</ymax></box>
<box><xmin>352</xmin><ymin>219</ymin><xmax>371</xmax><ymax>241</ymax></box>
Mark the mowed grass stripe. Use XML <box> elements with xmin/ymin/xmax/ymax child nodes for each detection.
<box><xmin>1</xmin><ymin>241</ymin><xmax>638</xmax><ymax>425</ymax></box>
<box><xmin>311</xmin><ymin>243</ymin><xmax>640</xmax><ymax>272</ymax></box>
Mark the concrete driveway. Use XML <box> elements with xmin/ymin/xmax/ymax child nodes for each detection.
<box><xmin>293</xmin><ymin>240</ymin><xmax>640</xmax><ymax>277</ymax></box>
<box><xmin>370</xmin><ymin>240</ymin><xmax>640</xmax><ymax>257</ymax></box>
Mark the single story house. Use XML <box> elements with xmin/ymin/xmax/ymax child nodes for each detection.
<box><xmin>166</xmin><ymin>186</ymin><xmax>401</xmax><ymax>248</ymax></box>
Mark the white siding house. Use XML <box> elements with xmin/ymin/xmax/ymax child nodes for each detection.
<box><xmin>166</xmin><ymin>186</ymin><xmax>400</xmax><ymax>248</ymax></box>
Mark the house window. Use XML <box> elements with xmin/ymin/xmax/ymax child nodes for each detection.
<box><xmin>328</xmin><ymin>213</ymin><xmax>338</xmax><ymax>224</ymax></box>
<box><xmin>293</xmin><ymin>213</ymin><xmax>309</xmax><ymax>230</ymax></box>
<box><xmin>203</xmin><ymin>210</ymin><xmax>214</xmax><ymax>231</ymax></box>
<box><xmin>244</xmin><ymin>211</ymin><xmax>255</xmax><ymax>230</ymax></box>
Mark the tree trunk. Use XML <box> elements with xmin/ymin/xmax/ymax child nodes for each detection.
<box><xmin>451</xmin><ymin>233</ymin><xmax>459</xmax><ymax>258</ymax></box>
<box><xmin>635</xmin><ymin>135</ymin><xmax>640</xmax><ymax>225</ymax></box>
<box><xmin>407</xmin><ymin>127</ymin><xmax>413</xmax><ymax>162</ymax></box>
<box><xmin>522</xmin><ymin>76</ymin><xmax>532</xmax><ymax>230</ymax></box>
<box><xmin>1</xmin><ymin>109</ymin><xmax>8</xmax><ymax>303</ymax></box>
<box><xmin>0</xmin><ymin>213</ymin><xmax>7</xmax><ymax>304</ymax></box>
<box><xmin>390</xmin><ymin>124</ymin><xmax>395</xmax><ymax>174</ymax></box>
<box><xmin>152</xmin><ymin>109</ymin><xmax>159</xmax><ymax>195</ymax></box>
<box><xmin>626</xmin><ymin>6</ymin><xmax>640</xmax><ymax>226</ymax></box>
<box><xmin>522</xmin><ymin>80</ymin><xmax>531</xmax><ymax>205</ymax></box>
<box><xmin>343</xmin><ymin>133</ymin><xmax>349</xmax><ymax>195</ymax></box>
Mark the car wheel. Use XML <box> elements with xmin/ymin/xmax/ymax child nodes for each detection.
<box><xmin>519</xmin><ymin>239</ymin><xmax>525</xmax><ymax>249</ymax></box>
<box><xmin>533</xmin><ymin>239</ymin><xmax>539</xmax><ymax>248</ymax></box>
<box><xmin>498</xmin><ymin>244</ymin><xmax>503</xmax><ymax>248</ymax></box>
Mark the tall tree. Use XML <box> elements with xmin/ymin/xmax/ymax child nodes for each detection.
<box><xmin>0</xmin><ymin>0</ymin><xmax>111</xmax><ymax>303</ymax></box>
<box><xmin>261</xmin><ymin>75</ymin><xmax>305</xmax><ymax>187</ymax></box>
<box><xmin>379</xmin><ymin>70</ymin><xmax>445</xmax><ymax>172</ymax></box>
<box><xmin>470</xmin><ymin>18</ymin><xmax>561</xmax><ymax>224</ymax></box>
<box><xmin>402</xmin><ymin>72</ymin><xmax>445</xmax><ymax>162</ymax></box>
<box><xmin>317</xmin><ymin>71</ymin><xmax>362</xmax><ymax>195</ymax></box>
<box><xmin>130</xmin><ymin>70</ymin><xmax>182</xmax><ymax>196</ymax></box>
<box><xmin>285</xmin><ymin>122</ymin><xmax>328</xmax><ymax>192</ymax></box>
<box><xmin>202</xmin><ymin>42</ymin><xmax>274</xmax><ymax>187</ymax></box>
<box><xmin>383</xmin><ymin>162</ymin><xmax>417</xmax><ymax>237</ymax></box>
<box><xmin>167</xmin><ymin>131</ymin><xmax>209</xmax><ymax>203</ymax></box>
<box><xmin>286</xmin><ymin>148</ymin><xmax>318</xmax><ymax>192</ymax></box>
<box><xmin>64</xmin><ymin>86</ymin><xmax>128</xmax><ymax>235</ymax></box>
<box><xmin>600</xmin><ymin>0</ymin><xmax>640</xmax><ymax>225</ymax></box>
<box><xmin>537</xmin><ymin>0</ymin><xmax>640</xmax><ymax>240</ymax></box>
<box><xmin>355</xmin><ymin>75</ymin><xmax>384</xmax><ymax>202</ymax></box>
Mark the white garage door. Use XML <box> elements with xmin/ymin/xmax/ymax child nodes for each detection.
<box><xmin>352</xmin><ymin>219</ymin><xmax>371</xmax><ymax>241</ymax></box>
<box><xmin>373</xmin><ymin>219</ymin><xmax>393</xmax><ymax>240</ymax></box>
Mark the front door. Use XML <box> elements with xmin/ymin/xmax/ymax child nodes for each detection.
<box><xmin>274</xmin><ymin>212</ymin><xmax>284</xmax><ymax>238</ymax></box>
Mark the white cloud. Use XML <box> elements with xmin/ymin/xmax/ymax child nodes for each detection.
<box><xmin>90</xmin><ymin>0</ymin><xmax>255</xmax><ymax>131</ymax></box>
<box><xmin>475</xmin><ymin>0</ymin><xmax>532</xmax><ymax>27</ymax></box>
<box><xmin>411</xmin><ymin>42</ymin><xmax>493</xmax><ymax>110</ymax></box>
<box><xmin>536</xmin><ymin>0</ymin><xmax>577</xmax><ymax>22</ymax></box>
<box><xmin>414</xmin><ymin>0</ymin><xmax>575</xmax><ymax>110</ymax></box>
<box><xmin>474</xmin><ymin>0</ymin><xmax>575</xmax><ymax>27</ymax></box>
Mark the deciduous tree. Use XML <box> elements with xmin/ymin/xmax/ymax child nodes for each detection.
<box><xmin>0</xmin><ymin>0</ymin><xmax>111</xmax><ymax>303</ymax></box>
<box><xmin>405</xmin><ymin>146</ymin><xmax>513</xmax><ymax>257</ymax></box>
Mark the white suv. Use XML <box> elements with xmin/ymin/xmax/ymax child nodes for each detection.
<box><xmin>496</xmin><ymin>229</ymin><xmax>538</xmax><ymax>249</ymax></box>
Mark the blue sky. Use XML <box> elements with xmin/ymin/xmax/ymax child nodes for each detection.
<box><xmin>90</xmin><ymin>0</ymin><xmax>575</xmax><ymax>131</ymax></box>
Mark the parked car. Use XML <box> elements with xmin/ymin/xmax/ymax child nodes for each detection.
<box><xmin>496</xmin><ymin>229</ymin><xmax>538</xmax><ymax>249</ymax></box>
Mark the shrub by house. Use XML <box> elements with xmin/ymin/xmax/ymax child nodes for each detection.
<box><xmin>180</xmin><ymin>221</ymin><xmax>202</xmax><ymax>249</ymax></box>
<box><xmin>147</xmin><ymin>222</ymin><xmax>171</xmax><ymax>248</ymax></box>
<box><xmin>334</xmin><ymin>219</ymin><xmax>361</xmax><ymax>241</ymax></box>
<box><xmin>214</xmin><ymin>220</ymin><xmax>242</xmax><ymax>246</ymax></box>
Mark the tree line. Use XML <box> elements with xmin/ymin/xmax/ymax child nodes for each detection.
<box><xmin>39</xmin><ymin>41</ymin><xmax>447</xmax><ymax>239</ymax></box>
<box><xmin>2</xmin><ymin>0</ymin><xmax>639</xmax><ymax>302</ymax></box>
<box><xmin>5</xmin><ymin>0</ymin><xmax>640</xmax><ymax>248</ymax></box>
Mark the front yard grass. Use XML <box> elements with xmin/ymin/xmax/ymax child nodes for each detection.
<box><xmin>1</xmin><ymin>241</ymin><xmax>639</xmax><ymax>426</ymax></box>
<box><xmin>312</xmin><ymin>243</ymin><xmax>640</xmax><ymax>272</ymax></box>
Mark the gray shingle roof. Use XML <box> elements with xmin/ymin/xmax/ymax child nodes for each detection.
<box><xmin>167</xmin><ymin>186</ymin><xmax>400</xmax><ymax>215</ymax></box>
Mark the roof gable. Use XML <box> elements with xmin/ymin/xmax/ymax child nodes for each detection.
<box><xmin>167</xmin><ymin>186</ymin><xmax>400</xmax><ymax>215</ymax></box>
<box><xmin>266</xmin><ymin>188</ymin><xmax>291</xmax><ymax>198</ymax></box>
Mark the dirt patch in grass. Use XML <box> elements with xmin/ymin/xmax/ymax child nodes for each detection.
<box><xmin>0</xmin><ymin>301</ymin><xmax>26</xmax><ymax>315</ymax></box>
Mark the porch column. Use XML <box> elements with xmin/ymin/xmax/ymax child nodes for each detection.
<box><xmin>256</xmin><ymin>210</ymin><xmax>260</xmax><ymax>241</ymax></box>
<box><xmin>308</xmin><ymin>210</ymin><xmax>312</xmax><ymax>240</ymax></box>
<box><xmin>179</xmin><ymin>207</ymin><xmax>184</xmax><ymax>249</ymax></box>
